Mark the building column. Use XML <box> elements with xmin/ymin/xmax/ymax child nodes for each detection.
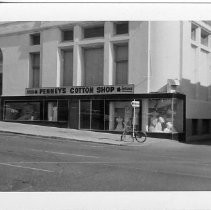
<box><xmin>73</xmin><ymin>25</ymin><xmax>83</xmax><ymax>86</ymax></box>
<box><xmin>141</xmin><ymin>99</ymin><xmax>149</xmax><ymax>132</ymax></box>
<box><xmin>104</xmin><ymin>21</ymin><xmax>114</xmax><ymax>85</ymax></box>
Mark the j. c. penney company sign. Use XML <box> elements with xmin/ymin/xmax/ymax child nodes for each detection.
<box><xmin>25</xmin><ymin>85</ymin><xmax>134</xmax><ymax>96</ymax></box>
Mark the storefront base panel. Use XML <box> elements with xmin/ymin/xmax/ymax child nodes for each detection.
<box><xmin>146</xmin><ymin>132</ymin><xmax>185</xmax><ymax>141</ymax></box>
<box><xmin>186</xmin><ymin>134</ymin><xmax>211</xmax><ymax>142</ymax></box>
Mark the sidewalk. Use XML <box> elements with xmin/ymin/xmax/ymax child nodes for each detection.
<box><xmin>0</xmin><ymin>121</ymin><xmax>163</xmax><ymax>146</ymax></box>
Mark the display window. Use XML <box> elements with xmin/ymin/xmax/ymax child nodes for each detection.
<box><xmin>146</xmin><ymin>98</ymin><xmax>184</xmax><ymax>133</ymax></box>
<box><xmin>47</xmin><ymin>101</ymin><xmax>58</xmax><ymax>122</ymax></box>
<box><xmin>80</xmin><ymin>100</ymin><xmax>91</xmax><ymax>129</ymax></box>
<box><xmin>105</xmin><ymin>100</ymin><xmax>139</xmax><ymax>131</ymax></box>
<box><xmin>4</xmin><ymin>102</ymin><xmax>40</xmax><ymax>121</ymax></box>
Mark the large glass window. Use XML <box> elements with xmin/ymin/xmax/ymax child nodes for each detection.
<box><xmin>114</xmin><ymin>43</ymin><xmax>128</xmax><ymax>85</ymax></box>
<box><xmin>62</xmin><ymin>49</ymin><xmax>73</xmax><ymax>86</ymax></box>
<box><xmin>84</xmin><ymin>47</ymin><xmax>104</xmax><ymax>86</ymax></box>
<box><xmin>69</xmin><ymin>100</ymin><xmax>79</xmax><ymax>129</ymax></box>
<box><xmin>45</xmin><ymin>100</ymin><xmax>68</xmax><ymax>122</ymax></box>
<box><xmin>80</xmin><ymin>100</ymin><xmax>91</xmax><ymax>129</ymax></box>
<box><xmin>4</xmin><ymin>102</ymin><xmax>40</xmax><ymax>121</ymax></box>
<box><xmin>105</xmin><ymin>100</ymin><xmax>137</xmax><ymax>131</ymax></box>
<box><xmin>144</xmin><ymin>98</ymin><xmax>184</xmax><ymax>133</ymax></box>
<box><xmin>31</xmin><ymin>52</ymin><xmax>40</xmax><ymax>88</ymax></box>
<box><xmin>147</xmin><ymin>99</ymin><xmax>174</xmax><ymax>133</ymax></box>
<box><xmin>58</xmin><ymin>100</ymin><xmax>68</xmax><ymax>121</ymax></box>
<box><xmin>92</xmin><ymin>100</ymin><xmax>104</xmax><ymax>130</ymax></box>
<box><xmin>47</xmin><ymin>101</ymin><xmax>58</xmax><ymax>122</ymax></box>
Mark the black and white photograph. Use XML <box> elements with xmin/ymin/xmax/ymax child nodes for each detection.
<box><xmin>0</xmin><ymin>1</ymin><xmax>211</xmax><ymax>210</ymax></box>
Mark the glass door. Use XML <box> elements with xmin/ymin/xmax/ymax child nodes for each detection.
<box><xmin>91</xmin><ymin>100</ymin><xmax>104</xmax><ymax>130</ymax></box>
<box><xmin>80</xmin><ymin>100</ymin><xmax>91</xmax><ymax>129</ymax></box>
<box><xmin>69</xmin><ymin>100</ymin><xmax>79</xmax><ymax>129</ymax></box>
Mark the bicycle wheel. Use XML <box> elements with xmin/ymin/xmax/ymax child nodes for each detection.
<box><xmin>121</xmin><ymin>131</ymin><xmax>133</xmax><ymax>142</ymax></box>
<box><xmin>134</xmin><ymin>131</ymin><xmax>147</xmax><ymax>143</ymax></box>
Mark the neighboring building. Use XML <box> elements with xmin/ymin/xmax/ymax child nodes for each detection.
<box><xmin>0</xmin><ymin>21</ymin><xmax>210</xmax><ymax>141</ymax></box>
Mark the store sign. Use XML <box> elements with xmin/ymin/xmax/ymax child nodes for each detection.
<box><xmin>25</xmin><ymin>85</ymin><xmax>134</xmax><ymax>96</ymax></box>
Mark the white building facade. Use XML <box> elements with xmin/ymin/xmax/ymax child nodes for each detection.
<box><xmin>0</xmin><ymin>21</ymin><xmax>210</xmax><ymax>141</ymax></box>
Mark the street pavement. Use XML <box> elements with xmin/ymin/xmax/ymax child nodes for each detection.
<box><xmin>0</xmin><ymin>124</ymin><xmax>211</xmax><ymax>191</ymax></box>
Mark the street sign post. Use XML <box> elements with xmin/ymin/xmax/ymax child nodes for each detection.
<box><xmin>131</xmin><ymin>100</ymin><xmax>140</xmax><ymax>107</ymax></box>
<box><xmin>131</xmin><ymin>100</ymin><xmax>140</xmax><ymax>137</ymax></box>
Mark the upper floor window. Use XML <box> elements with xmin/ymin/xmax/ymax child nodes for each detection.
<box><xmin>31</xmin><ymin>52</ymin><xmax>40</xmax><ymax>88</ymax></box>
<box><xmin>83</xmin><ymin>46</ymin><xmax>104</xmax><ymax>86</ymax></box>
<box><xmin>115</xmin><ymin>22</ymin><xmax>129</xmax><ymax>35</ymax></box>
<box><xmin>201</xmin><ymin>29</ymin><xmax>209</xmax><ymax>47</ymax></box>
<box><xmin>84</xmin><ymin>25</ymin><xmax>104</xmax><ymax>39</ymax></box>
<box><xmin>62</xmin><ymin>29</ymin><xmax>73</xmax><ymax>42</ymax></box>
<box><xmin>191</xmin><ymin>24</ymin><xmax>198</xmax><ymax>41</ymax></box>
<box><xmin>30</xmin><ymin>33</ymin><xmax>40</xmax><ymax>45</ymax></box>
<box><xmin>114</xmin><ymin>43</ymin><xmax>128</xmax><ymax>85</ymax></box>
<box><xmin>62</xmin><ymin>49</ymin><xmax>73</xmax><ymax>86</ymax></box>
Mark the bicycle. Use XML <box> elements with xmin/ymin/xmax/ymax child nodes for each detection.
<box><xmin>120</xmin><ymin>123</ymin><xmax>147</xmax><ymax>143</ymax></box>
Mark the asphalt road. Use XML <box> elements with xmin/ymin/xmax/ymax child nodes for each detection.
<box><xmin>0</xmin><ymin>132</ymin><xmax>211</xmax><ymax>191</ymax></box>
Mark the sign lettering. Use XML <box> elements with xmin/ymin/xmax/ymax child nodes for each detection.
<box><xmin>26</xmin><ymin>85</ymin><xmax>134</xmax><ymax>96</ymax></box>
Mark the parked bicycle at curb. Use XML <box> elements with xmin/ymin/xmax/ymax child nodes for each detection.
<box><xmin>120</xmin><ymin>122</ymin><xmax>147</xmax><ymax>143</ymax></box>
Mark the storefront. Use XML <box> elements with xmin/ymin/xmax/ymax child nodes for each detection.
<box><xmin>0</xmin><ymin>85</ymin><xmax>186</xmax><ymax>141</ymax></box>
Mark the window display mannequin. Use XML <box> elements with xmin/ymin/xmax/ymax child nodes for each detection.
<box><xmin>155</xmin><ymin>117</ymin><xmax>165</xmax><ymax>132</ymax></box>
<box><xmin>115</xmin><ymin>116</ymin><xmax>123</xmax><ymax>131</ymax></box>
<box><xmin>148</xmin><ymin>116</ymin><xmax>157</xmax><ymax>132</ymax></box>
<box><xmin>52</xmin><ymin>105</ymin><xmax>58</xmax><ymax>121</ymax></box>
<box><xmin>164</xmin><ymin>122</ymin><xmax>175</xmax><ymax>133</ymax></box>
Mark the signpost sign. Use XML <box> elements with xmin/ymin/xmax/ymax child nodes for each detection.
<box><xmin>131</xmin><ymin>100</ymin><xmax>140</xmax><ymax>108</ymax></box>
